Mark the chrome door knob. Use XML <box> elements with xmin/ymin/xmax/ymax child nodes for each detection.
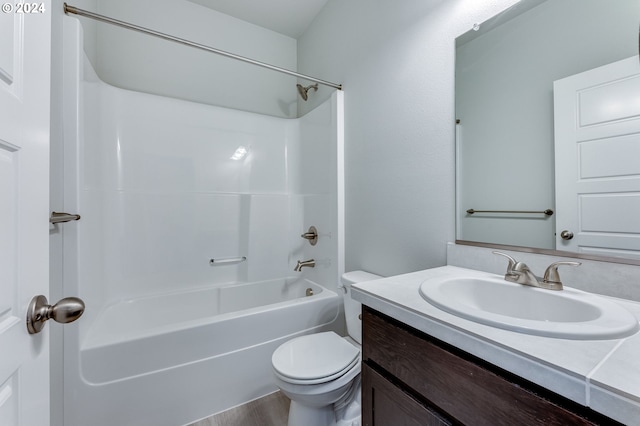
<box><xmin>560</xmin><ymin>230</ymin><xmax>574</xmax><ymax>240</ymax></box>
<box><xmin>26</xmin><ymin>295</ymin><xmax>85</xmax><ymax>334</ymax></box>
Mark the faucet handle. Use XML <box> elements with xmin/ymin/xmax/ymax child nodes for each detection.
<box><xmin>542</xmin><ymin>261</ymin><xmax>581</xmax><ymax>287</ymax></box>
<box><xmin>492</xmin><ymin>251</ymin><xmax>517</xmax><ymax>273</ymax></box>
<box><xmin>300</xmin><ymin>226</ymin><xmax>318</xmax><ymax>246</ymax></box>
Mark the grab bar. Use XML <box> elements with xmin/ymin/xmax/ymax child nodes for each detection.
<box><xmin>466</xmin><ymin>209</ymin><xmax>554</xmax><ymax>216</ymax></box>
<box><xmin>209</xmin><ymin>256</ymin><xmax>247</xmax><ymax>265</ymax></box>
<box><xmin>50</xmin><ymin>212</ymin><xmax>81</xmax><ymax>224</ymax></box>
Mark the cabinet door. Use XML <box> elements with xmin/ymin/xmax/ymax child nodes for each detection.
<box><xmin>363</xmin><ymin>307</ymin><xmax>607</xmax><ymax>426</ymax></box>
<box><xmin>362</xmin><ymin>363</ymin><xmax>450</xmax><ymax>426</ymax></box>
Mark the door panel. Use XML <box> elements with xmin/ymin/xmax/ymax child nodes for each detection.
<box><xmin>554</xmin><ymin>56</ymin><xmax>640</xmax><ymax>258</ymax></box>
<box><xmin>0</xmin><ymin>3</ymin><xmax>52</xmax><ymax>425</ymax></box>
<box><xmin>0</xmin><ymin>139</ymin><xmax>20</xmax><ymax>425</ymax></box>
<box><xmin>579</xmin><ymin>134</ymin><xmax>640</xmax><ymax>179</ymax></box>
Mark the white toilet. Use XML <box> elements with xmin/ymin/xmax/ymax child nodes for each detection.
<box><xmin>271</xmin><ymin>271</ymin><xmax>382</xmax><ymax>426</ymax></box>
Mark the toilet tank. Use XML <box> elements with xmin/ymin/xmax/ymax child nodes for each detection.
<box><xmin>341</xmin><ymin>270</ymin><xmax>382</xmax><ymax>344</ymax></box>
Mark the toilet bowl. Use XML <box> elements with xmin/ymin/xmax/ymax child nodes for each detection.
<box><xmin>271</xmin><ymin>271</ymin><xmax>382</xmax><ymax>426</ymax></box>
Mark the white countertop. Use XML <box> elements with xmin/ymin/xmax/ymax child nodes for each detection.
<box><xmin>351</xmin><ymin>265</ymin><xmax>640</xmax><ymax>425</ymax></box>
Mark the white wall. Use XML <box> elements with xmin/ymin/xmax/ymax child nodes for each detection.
<box><xmin>297</xmin><ymin>0</ymin><xmax>521</xmax><ymax>277</ymax></box>
<box><xmin>77</xmin><ymin>0</ymin><xmax>299</xmax><ymax>117</ymax></box>
<box><xmin>456</xmin><ymin>0</ymin><xmax>638</xmax><ymax>249</ymax></box>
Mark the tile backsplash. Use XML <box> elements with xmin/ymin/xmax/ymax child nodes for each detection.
<box><xmin>447</xmin><ymin>243</ymin><xmax>640</xmax><ymax>302</ymax></box>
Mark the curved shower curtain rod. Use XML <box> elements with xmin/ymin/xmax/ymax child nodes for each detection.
<box><xmin>63</xmin><ymin>3</ymin><xmax>343</xmax><ymax>91</ymax></box>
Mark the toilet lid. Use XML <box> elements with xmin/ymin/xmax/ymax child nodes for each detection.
<box><xmin>274</xmin><ymin>356</ymin><xmax>360</xmax><ymax>385</ymax></box>
<box><xmin>272</xmin><ymin>332</ymin><xmax>360</xmax><ymax>383</ymax></box>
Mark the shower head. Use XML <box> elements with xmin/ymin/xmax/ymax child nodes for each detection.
<box><xmin>296</xmin><ymin>83</ymin><xmax>318</xmax><ymax>101</ymax></box>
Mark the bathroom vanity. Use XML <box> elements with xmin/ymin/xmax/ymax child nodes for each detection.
<box><xmin>352</xmin><ymin>266</ymin><xmax>640</xmax><ymax>425</ymax></box>
<box><xmin>362</xmin><ymin>307</ymin><xmax>613</xmax><ymax>425</ymax></box>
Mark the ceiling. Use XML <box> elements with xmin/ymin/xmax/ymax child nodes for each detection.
<box><xmin>187</xmin><ymin>0</ymin><xmax>330</xmax><ymax>39</ymax></box>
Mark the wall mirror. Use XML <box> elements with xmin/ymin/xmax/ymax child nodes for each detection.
<box><xmin>455</xmin><ymin>0</ymin><xmax>640</xmax><ymax>263</ymax></box>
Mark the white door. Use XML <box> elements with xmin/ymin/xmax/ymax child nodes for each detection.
<box><xmin>554</xmin><ymin>56</ymin><xmax>640</xmax><ymax>258</ymax></box>
<box><xmin>0</xmin><ymin>2</ymin><xmax>52</xmax><ymax>425</ymax></box>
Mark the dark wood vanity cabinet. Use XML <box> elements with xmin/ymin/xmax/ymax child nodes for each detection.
<box><xmin>361</xmin><ymin>307</ymin><xmax>618</xmax><ymax>426</ymax></box>
<box><xmin>362</xmin><ymin>363</ymin><xmax>450</xmax><ymax>426</ymax></box>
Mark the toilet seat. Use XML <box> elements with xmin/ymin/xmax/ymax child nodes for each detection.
<box><xmin>274</xmin><ymin>355</ymin><xmax>360</xmax><ymax>385</ymax></box>
<box><xmin>272</xmin><ymin>332</ymin><xmax>360</xmax><ymax>385</ymax></box>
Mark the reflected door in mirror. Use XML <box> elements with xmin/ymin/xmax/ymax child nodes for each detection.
<box><xmin>554</xmin><ymin>56</ymin><xmax>640</xmax><ymax>259</ymax></box>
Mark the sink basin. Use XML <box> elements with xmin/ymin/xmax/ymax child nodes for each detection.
<box><xmin>419</xmin><ymin>274</ymin><xmax>639</xmax><ymax>340</ymax></box>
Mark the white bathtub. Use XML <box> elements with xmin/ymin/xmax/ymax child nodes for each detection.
<box><xmin>70</xmin><ymin>278</ymin><xmax>342</xmax><ymax>426</ymax></box>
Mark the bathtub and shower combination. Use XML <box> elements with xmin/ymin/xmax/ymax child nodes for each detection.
<box><xmin>57</xmin><ymin>18</ymin><xmax>345</xmax><ymax>426</ymax></box>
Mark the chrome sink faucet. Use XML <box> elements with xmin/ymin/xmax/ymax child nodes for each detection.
<box><xmin>294</xmin><ymin>259</ymin><xmax>315</xmax><ymax>272</ymax></box>
<box><xmin>493</xmin><ymin>251</ymin><xmax>580</xmax><ymax>291</ymax></box>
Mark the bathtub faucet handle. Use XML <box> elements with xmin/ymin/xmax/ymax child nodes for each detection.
<box><xmin>300</xmin><ymin>226</ymin><xmax>318</xmax><ymax>246</ymax></box>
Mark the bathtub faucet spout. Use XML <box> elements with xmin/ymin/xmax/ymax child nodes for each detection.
<box><xmin>294</xmin><ymin>259</ymin><xmax>315</xmax><ymax>272</ymax></box>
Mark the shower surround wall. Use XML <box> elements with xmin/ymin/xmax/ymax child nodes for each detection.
<box><xmin>88</xmin><ymin>0</ymin><xmax>298</xmax><ymax>117</ymax></box>
<box><xmin>60</xmin><ymin>19</ymin><xmax>344</xmax><ymax>426</ymax></box>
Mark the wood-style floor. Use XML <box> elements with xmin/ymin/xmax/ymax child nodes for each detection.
<box><xmin>188</xmin><ymin>391</ymin><xmax>290</xmax><ymax>426</ymax></box>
